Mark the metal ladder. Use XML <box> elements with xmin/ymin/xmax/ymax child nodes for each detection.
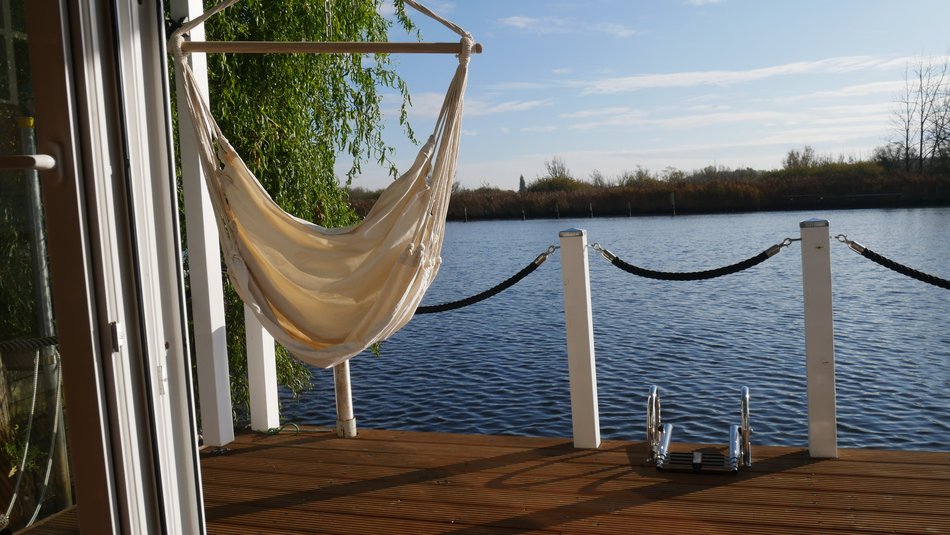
<box><xmin>646</xmin><ymin>385</ymin><xmax>752</xmax><ymax>473</ymax></box>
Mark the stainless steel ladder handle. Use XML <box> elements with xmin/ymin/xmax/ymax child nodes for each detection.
<box><xmin>0</xmin><ymin>154</ymin><xmax>57</xmax><ymax>171</ymax></box>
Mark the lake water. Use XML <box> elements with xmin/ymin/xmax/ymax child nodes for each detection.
<box><xmin>281</xmin><ymin>207</ymin><xmax>949</xmax><ymax>451</ymax></box>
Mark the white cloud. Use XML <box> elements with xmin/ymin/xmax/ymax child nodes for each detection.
<box><xmin>498</xmin><ymin>15</ymin><xmax>570</xmax><ymax>34</ymax></box>
<box><xmin>568</xmin><ymin>110</ymin><xmax>786</xmax><ymax>130</ymax></box>
<box><xmin>580</xmin><ymin>55</ymin><xmax>913</xmax><ymax>94</ymax></box>
<box><xmin>426</xmin><ymin>1</ymin><xmax>456</xmax><ymax>15</ymax></box>
<box><xmin>589</xmin><ymin>22</ymin><xmax>638</xmax><ymax>38</ymax></box>
<box><xmin>468</xmin><ymin>99</ymin><xmax>554</xmax><ymax>115</ymax></box>
<box><xmin>776</xmin><ymin>80</ymin><xmax>906</xmax><ymax>102</ymax></box>
<box><xmin>559</xmin><ymin>106</ymin><xmax>638</xmax><ymax>119</ymax></box>
<box><xmin>499</xmin><ymin>16</ymin><xmax>637</xmax><ymax>38</ymax></box>
<box><xmin>552</xmin><ymin>67</ymin><xmax>573</xmax><ymax>75</ymax></box>
<box><xmin>489</xmin><ymin>81</ymin><xmax>551</xmax><ymax>91</ymax></box>
<box><xmin>378</xmin><ymin>1</ymin><xmax>396</xmax><ymax>17</ymax></box>
<box><xmin>401</xmin><ymin>93</ymin><xmax>552</xmax><ymax>119</ymax></box>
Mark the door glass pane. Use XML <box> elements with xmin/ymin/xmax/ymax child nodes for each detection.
<box><xmin>0</xmin><ymin>0</ymin><xmax>73</xmax><ymax>529</ymax></box>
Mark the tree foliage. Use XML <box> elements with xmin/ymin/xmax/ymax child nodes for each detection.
<box><xmin>195</xmin><ymin>0</ymin><xmax>418</xmax><ymax>423</ymax></box>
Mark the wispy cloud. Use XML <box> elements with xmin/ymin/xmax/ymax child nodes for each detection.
<box><xmin>402</xmin><ymin>93</ymin><xmax>552</xmax><ymax>119</ymax></box>
<box><xmin>520</xmin><ymin>126</ymin><xmax>559</xmax><ymax>133</ymax></box>
<box><xmin>499</xmin><ymin>16</ymin><xmax>637</xmax><ymax>38</ymax></box>
<box><xmin>685</xmin><ymin>0</ymin><xmax>725</xmax><ymax>5</ymax></box>
<box><xmin>568</xmin><ymin>110</ymin><xmax>787</xmax><ymax>130</ymax></box>
<box><xmin>589</xmin><ymin>22</ymin><xmax>639</xmax><ymax>38</ymax></box>
<box><xmin>470</xmin><ymin>99</ymin><xmax>554</xmax><ymax>115</ymax></box>
<box><xmin>580</xmin><ymin>55</ymin><xmax>912</xmax><ymax>94</ymax></box>
<box><xmin>561</xmin><ymin>101</ymin><xmax>889</xmax><ymax>132</ymax></box>
<box><xmin>776</xmin><ymin>80</ymin><xmax>906</xmax><ymax>102</ymax></box>
<box><xmin>498</xmin><ymin>15</ymin><xmax>570</xmax><ymax>34</ymax></box>
<box><xmin>559</xmin><ymin>107</ymin><xmax>638</xmax><ymax>119</ymax></box>
<box><xmin>380</xmin><ymin>1</ymin><xmax>454</xmax><ymax>19</ymax></box>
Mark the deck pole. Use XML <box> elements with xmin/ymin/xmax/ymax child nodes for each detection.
<box><xmin>245</xmin><ymin>306</ymin><xmax>280</xmax><ymax>431</ymax></box>
<box><xmin>173</xmin><ymin>0</ymin><xmax>233</xmax><ymax>446</ymax></box>
<box><xmin>558</xmin><ymin>228</ymin><xmax>601</xmax><ymax>449</ymax></box>
<box><xmin>800</xmin><ymin>219</ymin><xmax>838</xmax><ymax>458</ymax></box>
<box><xmin>333</xmin><ymin>361</ymin><xmax>358</xmax><ymax>438</ymax></box>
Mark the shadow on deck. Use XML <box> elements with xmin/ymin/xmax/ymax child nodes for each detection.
<box><xmin>21</xmin><ymin>427</ymin><xmax>950</xmax><ymax>534</ymax></box>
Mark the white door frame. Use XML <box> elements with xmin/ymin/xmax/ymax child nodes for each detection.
<box><xmin>25</xmin><ymin>0</ymin><xmax>204</xmax><ymax>532</ymax></box>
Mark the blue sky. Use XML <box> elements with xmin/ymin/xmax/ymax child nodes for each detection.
<box><xmin>355</xmin><ymin>0</ymin><xmax>950</xmax><ymax>191</ymax></box>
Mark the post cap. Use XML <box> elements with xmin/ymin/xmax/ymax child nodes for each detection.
<box><xmin>559</xmin><ymin>228</ymin><xmax>586</xmax><ymax>237</ymax></box>
<box><xmin>800</xmin><ymin>218</ymin><xmax>829</xmax><ymax>228</ymax></box>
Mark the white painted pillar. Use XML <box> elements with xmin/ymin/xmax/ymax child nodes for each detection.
<box><xmin>800</xmin><ymin>219</ymin><xmax>838</xmax><ymax>458</ymax></box>
<box><xmin>171</xmin><ymin>0</ymin><xmax>233</xmax><ymax>446</ymax></box>
<box><xmin>558</xmin><ymin>228</ymin><xmax>601</xmax><ymax>449</ymax></box>
<box><xmin>245</xmin><ymin>306</ymin><xmax>280</xmax><ymax>431</ymax></box>
<box><xmin>333</xmin><ymin>362</ymin><xmax>357</xmax><ymax>438</ymax></box>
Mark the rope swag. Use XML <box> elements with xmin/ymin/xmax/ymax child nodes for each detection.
<box><xmin>415</xmin><ymin>246</ymin><xmax>559</xmax><ymax>314</ymax></box>
<box><xmin>591</xmin><ymin>239</ymin><xmax>796</xmax><ymax>281</ymax></box>
<box><xmin>835</xmin><ymin>235</ymin><xmax>950</xmax><ymax>290</ymax></box>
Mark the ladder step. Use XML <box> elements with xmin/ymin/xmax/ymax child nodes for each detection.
<box><xmin>658</xmin><ymin>450</ymin><xmax>738</xmax><ymax>473</ymax></box>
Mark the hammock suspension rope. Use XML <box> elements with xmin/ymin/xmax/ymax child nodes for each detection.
<box><xmin>169</xmin><ymin>0</ymin><xmax>479</xmax><ymax>367</ymax></box>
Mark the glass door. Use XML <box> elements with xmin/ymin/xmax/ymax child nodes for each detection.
<box><xmin>0</xmin><ymin>0</ymin><xmax>72</xmax><ymax>530</ymax></box>
<box><xmin>1</xmin><ymin>0</ymin><xmax>204</xmax><ymax>532</ymax></box>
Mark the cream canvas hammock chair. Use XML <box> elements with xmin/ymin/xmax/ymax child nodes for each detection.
<box><xmin>170</xmin><ymin>0</ymin><xmax>476</xmax><ymax>369</ymax></box>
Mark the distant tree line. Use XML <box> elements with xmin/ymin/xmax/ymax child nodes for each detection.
<box><xmin>348</xmin><ymin>150</ymin><xmax>948</xmax><ymax>221</ymax></box>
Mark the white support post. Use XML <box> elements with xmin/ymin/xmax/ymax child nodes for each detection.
<box><xmin>245</xmin><ymin>306</ymin><xmax>280</xmax><ymax>432</ymax></box>
<box><xmin>171</xmin><ymin>0</ymin><xmax>233</xmax><ymax>447</ymax></box>
<box><xmin>800</xmin><ymin>219</ymin><xmax>838</xmax><ymax>458</ymax></box>
<box><xmin>333</xmin><ymin>362</ymin><xmax>357</xmax><ymax>438</ymax></box>
<box><xmin>558</xmin><ymin>228</ymin><xmax>601</xmax><ymax>449</ymax></box>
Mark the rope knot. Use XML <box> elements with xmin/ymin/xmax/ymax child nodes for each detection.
<box><xmin>169</xmin><ymin>34</ymin><xmax>186</xmax><ymax>60</ymax></box>
<box><xmin>458</xmin><ymin>36</ymin><xmax>474</xmax><ymax>65</ymax></box>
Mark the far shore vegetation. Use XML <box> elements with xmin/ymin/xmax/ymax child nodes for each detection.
<box><xmin>349</xmin><ymin>147</ymin><xmax>950</xmax><ymax>221</ymax></box>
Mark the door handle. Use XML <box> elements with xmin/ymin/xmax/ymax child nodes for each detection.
<box><xmin>0</xmin><ymin>154</ymin><xmax>56</xmax><ymax>171</ymax></box>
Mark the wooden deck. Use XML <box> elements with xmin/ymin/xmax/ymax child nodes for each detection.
<box><xmin>22</xmin><ymin>427</ymin><xmax>950</xmax><ymax>534</ymax></box>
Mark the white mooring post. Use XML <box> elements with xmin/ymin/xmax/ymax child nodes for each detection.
<box><xmin>245</xmin><ymin>306</ymin><xmax>280</xmax><ymax>431</ymax></box>
<box><xmin>800</xmin><ymin>219</ymin><xmax>838</xmax><ymax>458</ymax></box>
<box><xmin>558</xmin><ymin>228</ymin><xmax>601</xmax><ymax>449</ymax></box>
<box><xmin>333</xmin><ymin>361</ymin><xmax>358</xmax><ymax>438</ymax></box>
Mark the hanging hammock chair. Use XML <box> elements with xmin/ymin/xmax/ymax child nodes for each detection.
<box><xmin>170</xmin><ymin>0</ymin><xmax>476</xmax><ymax>369</ymax></box>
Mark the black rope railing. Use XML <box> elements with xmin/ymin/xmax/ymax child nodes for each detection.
<box><xmin>0</xmin><ymin>336</ymin><xmax>58</xmax><ymax>353</ymax></box>
<box><xmin>591</xmin><ymin>239</ymin><xmax>795</xmax><ymax>281</ymax></box>
<box><xmin>415</xmin><ymin>246</ymin><xmax>558</xmax><ymax>314</ymax></box>
<box><xmin>835</xmin><ymin>235</ymin><xmax>950</xmax><ymax>290</ymax></box>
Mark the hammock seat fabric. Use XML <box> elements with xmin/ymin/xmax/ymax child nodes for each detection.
<box><xmin>171</xmin><ymin>26</ymin><xmax>473</xmax><ymax>369</ymax></box>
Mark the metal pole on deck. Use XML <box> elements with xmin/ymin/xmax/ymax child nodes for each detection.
<box><xmin>800</xmin><ymin>219</ymin><xmax>838</xmax><ymax>458</ymax></box>
<box><xmin>245</xmin><ymin>307</ymin><xmax>280</xmax><ymax>431</ymax></box>
<box><xmin>558</xmin><ymin>228</ymin><xmax>601</xmax><ymax>449</ymax></box>
<box><xmin>334</xmin><ymin>362</ymin><xmax>357</xmax><ymax>438</ymax></box>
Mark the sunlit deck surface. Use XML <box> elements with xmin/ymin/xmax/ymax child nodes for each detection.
<box><xmin>23</xmin><ymin>427</ymin><xmax>950</xmax><ymax>534</ymax></box>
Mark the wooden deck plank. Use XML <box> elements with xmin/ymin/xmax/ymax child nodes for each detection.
<box><xmin>202</xmin><ymin>478</ymin><xmax>945</xmax><ymax>534</ymax></box>
<box><xmin>200</xmin><ymin>465</ymin><xmax>948</xmax><ymax>516</ymax></box>
<box><xmin>19</xmin><ymin>427</ymin><xmax>950</xmax><ymax>534</ymax></box>
<box><xmin>209</xmin><ymin>436</ymin><xmax>950</xmax><ymax>486</ymax></box>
